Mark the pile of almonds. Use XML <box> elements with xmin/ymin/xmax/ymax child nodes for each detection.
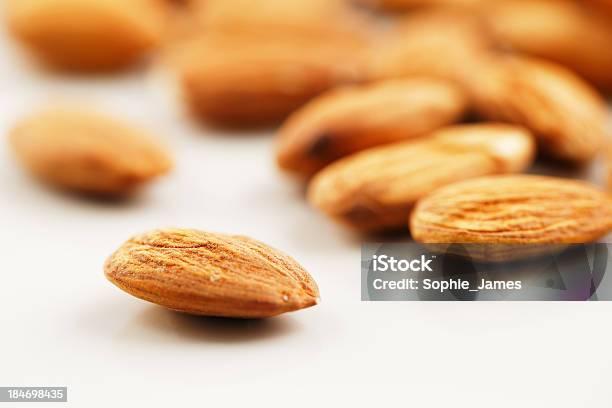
<box><xmin>4</xmin><ymin>0</ymin><xmax>612</xmax><ymax>317</ymax></box>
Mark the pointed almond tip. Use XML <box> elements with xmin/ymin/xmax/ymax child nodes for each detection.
<box><xmin>304</xmin><ymin>295</ymin><xmax>321</xmax><ymax>309</ymax></box>
<box><xmin>287</xmin><ymin>293</ymin><xmax>320</xmax><ymax>313</ymax></box>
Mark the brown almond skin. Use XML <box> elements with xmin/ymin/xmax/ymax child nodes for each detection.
<box><xmin>411</xmin><ymin>175</ymin><xmax>612</xmax><ymax>244</ymax></box>
<box><xmin>587</xmin><ymin>0</ymin><xmax>612</xmax><ymax>14</ymax></box>
<box><xmin>357</xmin><ymin>0</ymin><xmax>487</xmax><ymax>12</ymax></box>
<box><xmin>104</xmin><ymin>229</ymin><xmax>320</xmax><ymax>318</ymax></box>
<box><xmin>9</xmin><ymin>109</ymin><xmax>173</xmax><ymax>196</ymax></box>
<box><xmin>468</xmin><ymin>56</ymin><xmax>606</xmax><ymax>163</ymax></box>
<box><xmin>366</xmin><ymin>9</ymin><xmax>492</xmax><ymax>86</ymax></box>
<box><xmin>276</xmin><ymin>78</ymin><xmax>467</xmax><ymax>177</ymax></box>
<box><xmin>308</xmin><ymin>124</ymin><xmax>535</xmax><ymax>232</ymax></box>
<box><xmin>172</xmin><ymin>32</ymin><xmax>367</xmax><ymax>127</ymax></box>
<box><xmin>607</xmin><ymin>143</ymin><xmax>612</xmax><ymax>191</ymax></box>
<box><xmin>6</xmin><ymin>0</ymin><xmax>168</xmax><ymax>71</ymax></box>
<box><xmin>190</xmin><ymin>0</ymin><xmax>372</xmax><ymax>43</ymax></box>
<box><xmin>483</xmin><ymin>0</ymin><xmax>612</xmax><ymax>92</ymax></box>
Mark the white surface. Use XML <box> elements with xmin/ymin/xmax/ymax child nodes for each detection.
<box><xmin>1</xmin><ymin>26</ymin><xmax>612</xmax><ymax>408</ymax></box>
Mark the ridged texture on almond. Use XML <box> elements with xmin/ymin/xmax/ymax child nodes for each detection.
<box><xmin>6</xmin><ymin>0</ymin><xmax>168</xmax><ymax>71</ymax></box>
<box><xmin>308</xmin><ymin>124</ymin><xmax>535</xmax><ymax>231</ymax></box>
<box><xmin>172</xmin><ymin>32</ymin><xmax>367</xmax><ymax>127</ymax></box>
<box><xmin>9</xmin><ymin>109</ymin><xmax>173</xmax><ymax>196</ymax></box>
<box><xmin>104</xmin><ymin>229</ymin><xmax>320</xmax><ymax>318</ymax></box>
<box><xmin>366</xmin><ymin>9</ymin><xmax>491</xmax><ymax>86</ymax></box>
<box><xmin>276</xmin><ymin>79</ymin><xmax>467</xmax><ymax>177</ymax></box>
<box><xmin>468</xmin><ymin>56</ymin><xmax>606</xmax><ymax>162</ymax></box>
<box><xmin>411</xmin><ymin>175</ymin><xmax>612</xmax><ymax>244</ymax></box>
<box><xmin>483</xmin><ymin>0</ymin><xmax>612</xmax><ymax>92</ymax></box>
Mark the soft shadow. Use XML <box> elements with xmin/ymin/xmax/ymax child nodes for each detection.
<box><xmin>6</xmin><ymin>171</ymin><xmax>152</xmax><ymax>210</ymax></box>
<box><xmin>27</xmin><ymin>59</ymin><xmax>147</xmax><ymax>80</ymax></box>
<box><xmin>362</xmin><ymin>228</ymin><xmax>412</xmax><ymax>242</ymax></box>
<box><xmin>529</xmin><ymin>156</ymin><xmax>595</xmax><ymax>179</ymax></box>
<box><xmin>200</xmin><ymin>121</ymin><xmax>278</xmax><ymax>136</ymax></box>
<box><xmin>196</xmin><ymin>121</ymin><xmax>277</xmax><ymax>139</ymax></box>
<box><xmin>56</xmin><ymin>187</ymin><xmax>150</xmax><ymax>208</ymax></box>
<box><xmin>119</xmin><ymin>306</ymin><xmax>300</xmax><ymax>344</ymax></box>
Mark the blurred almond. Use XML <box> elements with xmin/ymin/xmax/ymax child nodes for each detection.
<box><xmin>6</xmin><ymin>0</ymin><xmax>168</xmax><ymax>71</ymax></box>
<box><xmin>586</xmin><ymin>0</ymin><xmax>612</xmax><ymax>14</ymax></box>
<box><xmin>467</xmin><ymin>56</ymin><xmax>606</xmax><ymax>162</ymax></box>
<box><xmin>411</xmin><ymin>175</ymin><xmax>612</xmax><ymax>244</ymax></box>
<box><xmin>607</xmin><ymin>143</ymin><xmax>612</xmax><ymax>191</ymax></box>
<box><xmin>172</xmin><ymin>32</ymin><xmax>367</xmax><ymax>127</ymax></box>
<box><xmin>9</xmin><ymin>109</ymin><xmax>173</xmax><ymax>196</ymax></box>
<box><xmin>308</xmin><ymin>124</ymin><xmax>535</xmax><ymax>231</ymax></box>
<box><xmin>366</xmin><ymin>9</ymin><xmax>491</xmax><ymax>86</ymax></box>
<box><xmin>104</xmin><ymin>228</ymin><xmax>319</xmax><ymax>318</ymax></box>
<box><xmin>483</xmin><ymin>0</ymin><xmax>612</xmax><ymax>92</ymax></box>
<box><xmin>276</xmin><ymin>78</ymin><xmax>467</xmax><ymax>177</ymax></box>
<box><xmin>357</xmin><ymin>0</ymin><xmax>486</xmax><ymax>12</ymax></box>
<box><xmin>190</xmin><ymin>0</ymin><xmax>373</xmax><ymax>43</ymax></box>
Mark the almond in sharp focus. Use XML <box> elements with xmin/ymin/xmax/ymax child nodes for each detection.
<box><xmin>6</xmin><ymin>0</ymin><xmax>168</xmax><ymax>71</ymax></box>
<box><xmin>276</xmin><ymin>78</ymin><xmax>467</xmax><ymax>177</ymax></box>
<box><xmin>308</xmin><ymin>123</ymin><xmax>535</xmax><ymax>231</ymax></box>
<box><xmin>467</xmin><ymin>56</ymin><xmax>606</xmax><ymax>163</ymax></box>
<box><xmin>104</xmin><ymin>229</ymin><xmax>320</xmax><ymax>318</ymax></box>
<box><xmin>9</xmin><ymin>109</ymin><xmax>173</xmax><ymax>196</ymax></box>
<box><xmin>410</xmin><ymin>175</ymin><xmax>612</xmax><ymax>244</ymax></box>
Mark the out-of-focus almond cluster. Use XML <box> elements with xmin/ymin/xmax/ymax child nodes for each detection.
<box><xmin>6</xmin><ymin>0</ymin><xmax>612</xmax><ymax>124</ymax></box>
<box><xmin>4</xmin><ymin>0</ymin><xmax>612</xmax><ymax>244</ymax></box>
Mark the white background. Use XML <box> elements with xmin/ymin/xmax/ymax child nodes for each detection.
<box><xmin>1</xmin><ymin>20</ymin><xmax>611</xmax><ymax>408</ymax></box>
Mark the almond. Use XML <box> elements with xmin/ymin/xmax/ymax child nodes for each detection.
<box><xmin>9</xmin><ymin>109</ymin><xmax>173</xmax><ymax>196</ymax></box>
<box><xmin>104</xmin><ymin>229</ymin><xmax>320</xmax><ymax>318</ymax></box>
<box><xmin>172</xmin><ymin>32</ymin><xmax>367</xmax><ymax>127</ymax></box>
<box><xmin>587</xmin><ymin>0</ymin><xmax>612</xmax><ymax>14</ymax></box>
<box><xmin>6</xmin><ymin>0</ymin><xmax>168</xmax><ymax>71</ymax></box>
<box><xmin>467</xmin><ymin>56</ymin><xmax>606</xmax><ymax>163</ymax></box>
<box><xmin>366</xmin><ymin>9</ymin><xmax>491</xmax><ymax>86</ymax></box>
<box><xmin>276</xmin><ymin>78</ymin><xmax>467</xmax><ymax>177</ymax></box>
<box><xmin>308</xmin><ymin>124</ymin><xmax>535</xmax><ymax>231</ymax></box>
<box><xmin>483</xmin><ymin>0</ymin><xmax>612</xmax><ymax>92</ymax></box>
<box><xmin>190</xmin><ymin>0</ymin><xmax>371</xmax><ymax>43</ymax></box>
<box><xmin>607</xmin><ymin>143</ymin><xmax>612</xmax><ymax>191</ymax></box>
<box><xmin>410</xmin><ymin>174</ymin><xmax>612</xmax><ymax>244</ymax></box>
<box><xmin>357</xmin><ymin>0</ymin><xmax>487</xmax><ymax>12</ymax></box>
